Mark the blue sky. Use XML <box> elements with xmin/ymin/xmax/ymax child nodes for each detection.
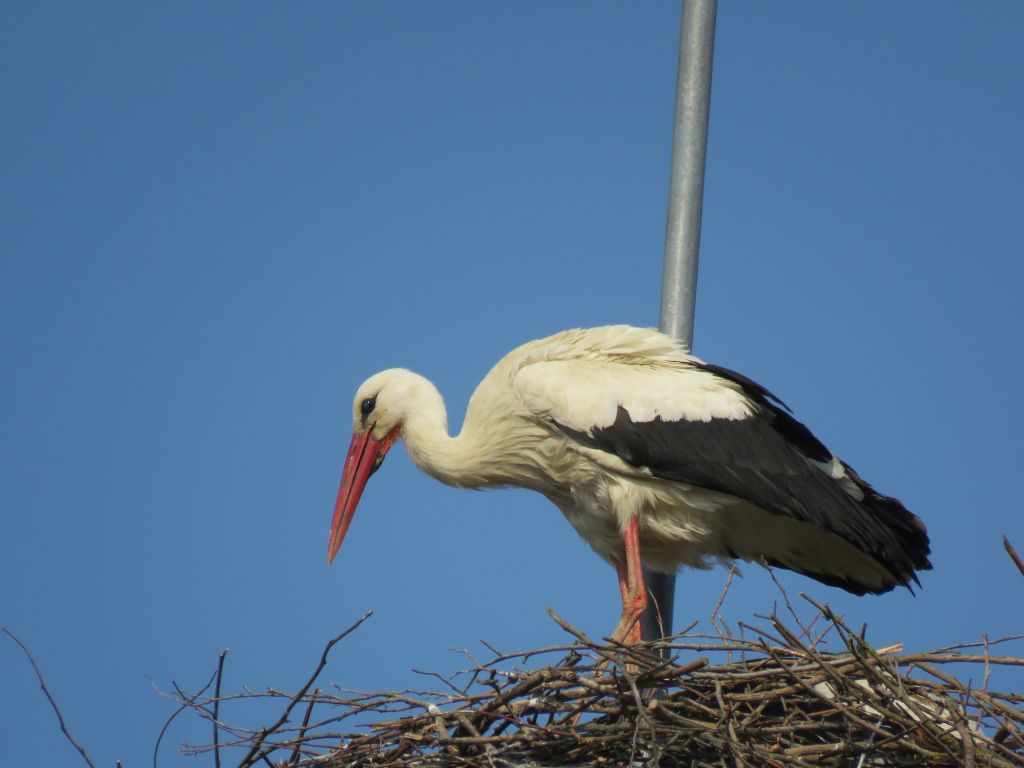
<box><xmin>2</xmin><ymin>2</ymin><xmax>1022</xmax><ymax>765</ymax></box>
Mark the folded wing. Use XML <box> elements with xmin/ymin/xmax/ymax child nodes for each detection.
<box><xmin>514</xmin><ymin>358</ymin><xmax>932</xmax><ymax>593</ymax></box>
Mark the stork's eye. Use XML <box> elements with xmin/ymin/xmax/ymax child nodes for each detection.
<box><xmin>360</xmin><ymin>396</ymin><xmax>377</xmax><ymax>417</ymax></box>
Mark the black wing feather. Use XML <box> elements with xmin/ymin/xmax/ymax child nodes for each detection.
<box><xmin>557</xmin><ymin>362</ymin><xmax>932</xmax><ymax>592</ymax></box>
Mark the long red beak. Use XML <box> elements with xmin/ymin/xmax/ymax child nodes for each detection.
<box><xmin>328</xmin><ymin>427</ymin><xmax>399</xmax><ymax>563</ymax></box>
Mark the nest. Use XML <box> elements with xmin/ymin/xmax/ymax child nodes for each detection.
<box><xmin>163</xmin><ymin>580</ymin><xmax>1024</xmax><ymax>768</ymax></box>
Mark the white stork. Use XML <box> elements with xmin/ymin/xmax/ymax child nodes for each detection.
<box><xmin>328</xmin><ymin>325</ymin><xmax>931</xmax><ymax>644</ymax></box>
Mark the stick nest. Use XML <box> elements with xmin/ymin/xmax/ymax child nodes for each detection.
<box><xmin>165</xmin><ymin>585</ymin><xmax>1024</xmax><ymax>768</ymax></box>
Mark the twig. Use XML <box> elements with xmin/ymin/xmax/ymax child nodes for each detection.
<box><xmin>412</xmin><ymin>667</ymin><xmax>464</xmax><ymax>695</ymax></box>
<box><xmin>763</xmin><ymin>565</ymin><xmax>814</xmax><ymax>641</ymax></box>
<box><xmin>955</xmin><ymin>704</ymin><xmax>977</xmax><ymax>768</ymax></box>
<box><xmin>214</xmin><ymin>648</ymin><xmax>228</xmax><ymax>768</ymax></box>
<box><xmin>710</xmin><ymin>565</ymin><xmax>735</xmax><ymax>634</ymax></box>
<box><xmin>1005</xmin><ymin>535</ymin><xmax>1024</xmax><ymax>578</ymax></box>
<box><xmin>153</xmin><ymin>670</ymin><xmax>218</xmax><ymax>768</ymax></box>
<box><xmin>985</xmin><ymin>633</ymin><xmax>993</xmax><ymax>691</ymax></box>
<box><xmin>3</xmin><ymin>628</ymin><xmax>98</xmax><ymax>768</ymax></box>
<box><xmin>237</xmin><ymin>610</ymin><xmax>372</xmax><ymax>767</ymax></box>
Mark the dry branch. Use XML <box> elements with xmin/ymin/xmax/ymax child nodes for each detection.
<box><xmin>3</xmin><ymin>627</ymin><xmax>98</xmax><ymax>768</ymax></box>
<box><xmin>1005</xmin><ymin>536</ymin><xmax>1024</xmax><ymax>579</ymax></box>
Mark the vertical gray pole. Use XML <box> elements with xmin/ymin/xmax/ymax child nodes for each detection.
<box><xmin>641</xmin><ymin>0</ymin><xmax>717</xmax><ymax>644</ymax></box>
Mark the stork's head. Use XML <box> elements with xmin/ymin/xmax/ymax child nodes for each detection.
<box><xmin>327</xmin><ymin>369</ymin><xmax>426</xmax><ymax>563</ymax></box>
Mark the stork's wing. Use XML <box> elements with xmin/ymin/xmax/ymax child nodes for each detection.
<box><xmin>513</xmin><ymin>359</ymin><xmax>931</xmax><ymax>591</ymax></box>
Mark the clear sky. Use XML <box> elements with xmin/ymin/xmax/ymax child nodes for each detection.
<box><xmin>3</xmin><ymin>3</ymin><xmax>1023</xmax><ymax>765</ymax></box>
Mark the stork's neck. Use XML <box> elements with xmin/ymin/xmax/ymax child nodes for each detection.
<box><xmin>399</xmin><ymin>373</ymin><xmax>538</xmax><ymax>490</ymax></box>
<box><xmin>399</xmin><ymin>379</ymin><xmax>492</xmax><ymax>489</ymax></box>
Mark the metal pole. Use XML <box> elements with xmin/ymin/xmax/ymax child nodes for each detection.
<box><xmin>642</xmin><ymin>0</ymin><xmax>717</xmax><ymax>644</ymax></box>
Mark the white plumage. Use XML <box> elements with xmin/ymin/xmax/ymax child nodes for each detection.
<box><xmin>329</xmin><ymin>325</ymin><xmax>931</xmax><ymax>643</ymax></box>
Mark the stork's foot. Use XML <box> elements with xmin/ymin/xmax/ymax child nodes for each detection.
<box><xmin>571</xmin><ymin>585</ymin><xmax>648</xmax><ymax>727</ymax></box>
<box><xmin>609</xmin><ymin>588</ymin><xmax>647</xmax><ymax>645</ymax></box>
<box><xmin>625</xmin><ymin>617</ymin><xmax>643</xmax><ymax>645</ymax></box>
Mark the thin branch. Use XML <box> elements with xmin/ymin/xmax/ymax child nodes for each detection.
<box><xmin>3</xmin><ymin>628</ymin><xmax>98</xmax><ymax>768</ymax></box>
<box><xmin>1005</xmin><ymin>535</ymin><xmax>1024</xmax><ymax>578</ymax></box>
<box><xmin>154</xmin><ymin>671</ymin><xmax>218</xmax><ymax>768</ymax></box>
<box><xmin>214</xmin><ymin>648</ymin><xmax>229</xmax><ymax>768</ymax></box>
<box><xmin>237</xmin><ymin>610</ymin><xmax>372</xmax><ymax>767</ymax></box>
<box><xmin>288</xmin><ymin>688</ymin><xmax>318</xmax><ymax>767</ymax></box>
<box><xmin>710</xmin><ymin>565</ymin><xmax>735</xmax><ymax>631</ymax></box>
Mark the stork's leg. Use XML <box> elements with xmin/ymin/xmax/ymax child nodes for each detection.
<box><xmin>614</xmin><ymin>560</ymin><xmax>644</xmax><ymax>645</ymax></box>
<box><xmin>610</xmin><ymin>514</ymin><xmax>647</xmax><ymax>644</ymax></box>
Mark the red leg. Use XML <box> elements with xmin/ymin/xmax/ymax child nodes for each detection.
<box><xmin>614</xmin><ymin>559</ymin><xmax>629</xmax><ymax>604</ymax></box>
<box><xmin>613</xmin><ymin>558</ymin><xmax>645</xmax><ymax>645</ymax></box>
<box><xmin>610</xmin><ymin>515</ymin><xmax>647</xmax><ymax>644</ymax></box>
